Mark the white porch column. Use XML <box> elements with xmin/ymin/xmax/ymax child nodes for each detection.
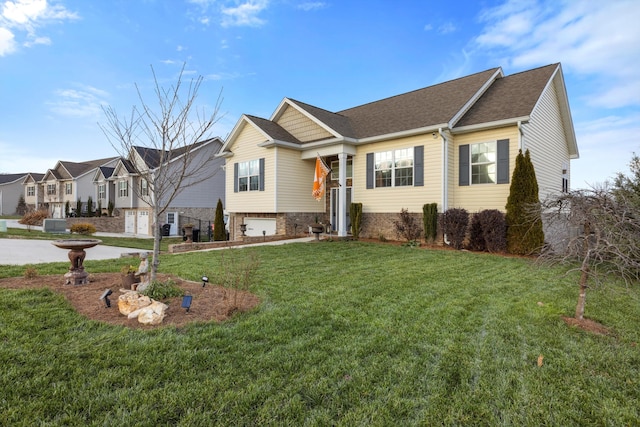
<box><xmin>338</xmin><ymin>152</ymin><xmax>348</xmax><ymax>237</ymax></box>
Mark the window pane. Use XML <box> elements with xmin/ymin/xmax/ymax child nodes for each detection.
<box><xmin>375</xmin><ymin>151</ymin><xmax>393</xmax><ymax>170</ymax></box>
<box><xmin>375</xmin><ymin>170</ymin><xmax>392</xmax><ymax>187</ymax></box>
<box><xmin>249</xmin><ymin>160</ymin><xmax>260</xmax><ymax>175</ymax></box>
<box><xmin>238</xmin><ymin>162</ymin><xmax>248</xmax><ymax>176</ymax></box>
<box><xmin>395</xmin><ymin>167</ymin><xmax>413</xmax><ymax>186</ymax></box>
<box><xmin>249</xmin><ymin>176</ymin><xmax>260</xmax><ymax>191</ymax></box>
<box><xmin>239</xmin><ymin>177</ymin><xmax>248</xmax><ymax>192</ymax></box>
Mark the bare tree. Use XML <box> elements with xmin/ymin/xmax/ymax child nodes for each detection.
<box><xmin>100</xmin><ymin>64</ymin><xmax>223</xmax><ymax>281</ymax></box>
<box><xmin>538</xmin><ymin>185</ymin><xmax>640</xmax><ymax>320</ymax></box>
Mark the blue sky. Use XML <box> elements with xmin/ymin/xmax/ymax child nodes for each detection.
<box><xmin>0</xmin><ymin>0</ymin><xmax>639</xmax><ymax>188</ymax></box>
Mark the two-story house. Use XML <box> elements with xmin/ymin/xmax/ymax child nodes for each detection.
<box><xmin>99</xmin><ymin>138</ymin><xmax>226</xmax><ymax>236</ymax></box>
<box><xmin>37</xmin><ymin>157</ymin><xmax>118</xmax><ymax>218</ymax></box>
<box><xmin>218</xmin><ymin>63</ymin><xmax>578</xmax><ymax>240</ymax></box>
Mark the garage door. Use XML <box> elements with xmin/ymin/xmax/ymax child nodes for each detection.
<box><xmin>243</xmin><ymin>218</ymin><xmax>276</xmax><ymax>237</ymax></box>
<box><xmin>125</xmin><ymin>211</ymin><xmax>135</xmax><ymax>234</ymax></box>
<box><xmin>137</xmin><ymin>211</ymin><xmax>150</xmax><ymax>235</ymax></box>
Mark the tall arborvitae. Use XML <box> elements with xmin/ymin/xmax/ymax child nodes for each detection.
<box><xmin>213</xmin><ymin>198</ymin><xmax>226</xmax><ymax>241</ymax></box>
<box><xmin>506</xmin><ymin>149</ymin><xmax>544</xmax><ymax>255</ymax></box>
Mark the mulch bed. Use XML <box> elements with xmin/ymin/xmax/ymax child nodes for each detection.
<box><xmin>0</xmin><ymin>273</ymin><xmax>260</xmax><ymax>329</ymax></box>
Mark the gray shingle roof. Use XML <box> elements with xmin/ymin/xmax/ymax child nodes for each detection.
<box><xmin>337</xmin><ymin>67</ymin><xmax>501</xmax><ymax>138</ymax></box>
<box><xmin>455</xmin><ymin>64</ymin><xmax>558</xmax><ymax>128</ymax></box>
<box><xmin>246</xmin><ymin>115</ymin><xmax>301</xmax><ymax>144</ymax></box>
<box><xmin>0</xmin><ymin>173</ymin><xmax>28</xmax><ymax>184</ymax></box>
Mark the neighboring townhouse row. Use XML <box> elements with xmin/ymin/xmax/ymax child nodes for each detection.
<box><xmin>15</xmin><ymin>137</ymin><xmax>225</xmax><ymax>236</ymax></box>
<box><xmin>218</xmin><ymin>63</ymin><xmax>579</xmax><ymax>240</ymax></box>
<box><xmin>0</xmin><ymin>173</ymin><xmax>32</xmax><ymax>215</ymax></box>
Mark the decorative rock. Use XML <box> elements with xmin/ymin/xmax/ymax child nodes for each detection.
<box><xmin>117</xmin><ymin>291</ymin><xmax>152</xmax><ymax>316</ymax></box>
<box><xmin>137</xmin><ymin>301</ymin><xmax>168</xmax><ymax>325</ymax></box>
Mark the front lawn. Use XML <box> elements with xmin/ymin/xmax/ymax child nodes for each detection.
<box><xmin>1</xmin><ymin>241</ymin><xmax>638</xmax><ymax>425</ymax></box>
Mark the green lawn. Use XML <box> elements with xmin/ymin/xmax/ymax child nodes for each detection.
<box><xmin>1</xmin><ymin>241</ymin><xmax>639</xmax><ymax>425</ymax></box>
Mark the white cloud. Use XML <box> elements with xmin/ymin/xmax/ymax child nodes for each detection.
<box><xmin>297</xmin><ymin>2</ymin><xmax>327</xmax><ymax>11</ymax></box>
<box><xmin>221</xmin><ymin>0</ymin><xmax>268</xmax><ymax>27</ymax></box>
<box><xmin>0</xmin><ymin>26</ymin><xmax>16</xmax><ymax>54</ymax></box>
<box><xmin>48</xmin><ymin>85</ymin><xmax>109</xmax><ymax>118</ymax></box>
<box><xmin>438</xmin><ymin>22</ymin><xmax>456</xmax><ymax>34</ymax></box>
<box><xmin>0</xmin><ymin>0</ymin><xmax>78</xmax><ymax>56</ymax></box>
<box><xmin>474</xmin><ymin>0</ymin><xmax>640</xmax><ymax>109</ymax></box>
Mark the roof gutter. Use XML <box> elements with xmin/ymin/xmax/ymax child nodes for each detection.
<box><xmin>452</xmin><ymin>116</ymin><xmax>529</xmax><ymax>134</ymax></box>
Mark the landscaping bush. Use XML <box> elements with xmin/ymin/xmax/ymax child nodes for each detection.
<box><xmin>70</xmin><ymin>223</ymin><xmax>97</xmax><ymax>235</ymax></box>
<box><xmin>422</xmin><ymin>202</ymin><xmax>438</xmax><ymax>243</ymax></box>
<box><xmin>443</xmin><ymin>208</ymin><xmax>468</xmax><ymax>249</ymax></box>
<box><xmin>393</xmin><ymin>208</ymin><xmax>422</xmax><ymax>243</ymax></box>
<box><xmin>213</xmin><ymin>198</ymin><xmax>226</xmax><ymax>241</ymax></box>
<box><xmin>87</xmin><ymin>196</ymin><xmax>94</xmax><ymax>217</ymax></box>
<box><xmin>65</xmin><ymin>200</ymin><xmax>71</xmax><ymax>218</ymax></box>
<box><xmin>15</xmin><ymin>195</ymin><xmax>28</xmax><ymax>216</ymax></box>
<box><xmin>469</xmin><ymin>209</ymin><xmax>507</xmax><ymax>253</ymax></box>
<box><xmin>506</xmin><ymin>149</ymin><xmax>544</xmax><ymax>255</ymax></box>
<box><xmin>76</xmin><ymin>198</ymin><xmax>83</xmax><ymax>217</ymax></box>
<box><xmin>19</xmin><ymin>209</ymin><xmax>48</xmax><ymax>231</ymax></box>
<box><xmin>350</xmin><ymin>202</ymin><xmax>363</xmax><ymax>239</ymax></box>
<box><xmin>468</xmin><ymin>213</ymin><xmax>486</xmax><ymax>252</ymax></box>
<box><xmin>141</xmin><ymin>279</ymin><xmax>183</xmax><ymax>300</ymax></box>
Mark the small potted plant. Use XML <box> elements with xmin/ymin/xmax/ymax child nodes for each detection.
<box><xmin>120</xmin><ymin>265</ymin><xmax>138</xmax><ymax>288</ymax></box>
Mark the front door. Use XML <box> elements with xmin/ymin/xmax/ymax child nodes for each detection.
<box><xmin>166</xmin><ymin>212</ymin><xmax>179</xmax><ymax>235</ymax></box>
<box><xmin>330</xmin><ymin>187</ymin><xmax>352</xmax><ymax>233</ymax></box>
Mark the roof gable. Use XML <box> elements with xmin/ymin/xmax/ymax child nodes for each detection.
<box><xmin>455</xmin><ymin>64</ymin><xmax>558</xmax><ymax>128</ymax></box>
<box><xmin>0</xmin><ymin>173</ymin><xmax>28</xmax><ymax>185</ymax></box>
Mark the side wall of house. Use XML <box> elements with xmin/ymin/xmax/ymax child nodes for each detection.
<box><xmin>275</xmin><ymin>146</ymin><xmax>323</xmax><ymax>212</ymax></box>
<box><xmin>448</xmin><ymin>126</ymin><xmax>519</xmax><ymax>212</ymax></box>
<box><xmin>0</xmin><ymin>181</ymin><xmax>22</xmax><ymax>215</ymax></box>
<box><xmin>164</xmin><ymin>142</ymin><xmax>226</xmax><ymax>209</ymax></box>
<box><xmin>225</xmin><ymin>124</ymin><xmax>276</xmax><ymax>213</ymax></box>
<box><xmin>352</xmin><ymin>134</ymin><xmax>442</xmax><ymax>214</ymax></box>
<box><xmin>523</xmin><ymin>80</ymin><xmax>571</xmax><ymax>201</ymax></box>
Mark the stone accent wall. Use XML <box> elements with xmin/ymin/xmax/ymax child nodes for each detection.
<box><xmin>177</xmin><ymin>208</ymin><xmax>217</xmax><ymax>229</ymax></box>
<box><xmin>66</xmin><ymin>216</ymin><xmax>125</xmax><ymax>233</ymax></box>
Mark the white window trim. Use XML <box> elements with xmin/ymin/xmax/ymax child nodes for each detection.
<box><xmin>374</xmin><ymin>148</ymin><xmax>414</xmax><ymax>188</ymax></box>
<box><xmin>470</xmin><ymin>141</ymin><xmax>497</xmax><ymax>185</ymax></box>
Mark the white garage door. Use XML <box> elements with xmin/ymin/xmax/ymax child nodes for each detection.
<box><xmin>243</xmin><ymin>218</ymin><xmax>276</xmax><ymax>237</ymax></box>
<box><xmin>137</xmin><ymin>211</ymin><xmax>150</xmax><ymax>235</ymax></box>
<box><xmin>125</xmin><ymin>211</ymin><xmax>136</xmax><ymax>234</ymax></box>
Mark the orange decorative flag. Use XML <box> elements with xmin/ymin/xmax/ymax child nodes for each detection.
<box><xmin>312</xmin><ymin>155</ymin><xmax>330</xmax><ymax>201</ymax></box>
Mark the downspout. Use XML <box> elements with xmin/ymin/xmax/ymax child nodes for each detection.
<box><xmin>439</xmin><ymin>128</ymin><xmax>450</xmax><ymax>245</ymax></box>
<box><xmin>517</xmin><ymin>120</ymin><xmax>524</xmax><ymax>151</ymax></box>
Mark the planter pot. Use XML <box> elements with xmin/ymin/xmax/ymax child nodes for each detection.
<box><xmin>122</xmin><ymin>273</ymin><xmax>139</xmax><ymax>289</ymax></box>
<box><xmin>311</xmin><ymin>224</ymin><xmax>324</xmax><ymax>241</ymax></box>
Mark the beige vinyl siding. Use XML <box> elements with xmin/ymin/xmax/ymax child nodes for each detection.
<box><xmin>275</xmin><ymin>147</ymin><xmax>322</xmax><ymax>212</ymax></box>
<box><xmin>353</xmin><ymin>134</ymin><xmax>441</xmax><ymax>214</ymax></box>
<box><xmin>276</xmin><ymin>105</ymin><xmax>333</xmax><ymax>142</ymax></box>
<box><xmin>523</xmin><ymin>81</ymin><xmax>571</xmax><ymax>201</ymax></box>
<box><xmin>24</xmin><ymin>178</ymin><xmax>37</xmax><ymax>205</ymax></box>
<box><xmin>226</xmin><ymin>123</ymin><xmax>276</xmax><ymax>213</ymax></box>
<box><xmin>450</xmin><ymin>126</ymin><xmax>519</xmax><ymax>212</ymax></box>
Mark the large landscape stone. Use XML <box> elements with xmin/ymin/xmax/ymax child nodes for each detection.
<box><xmin>117</xmin><ymin>290</ymin><xmax>152</xmax><ymax>315</ymax></box>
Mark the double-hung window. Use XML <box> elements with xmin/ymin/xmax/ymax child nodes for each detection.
<box><xmin>98</xmin><ymin>184</ymin><xmax>106</xmax><ymax>199</ymax></box>
<box><xmin>65</xmin><ymin>182</ymin><xmax>73</xmax><ymax>195</ymax></box>
<box><xmin>459</xmin><ymin>139</ymin><xmax>509</xmax><ymax>186</ymax></box>
<box><xmin>47</xmin><ymin>184</ymin><xmax>56</xmax><ymax>195</ymax></box>
<box><xmin>238</xmin><ymin>160</ymin><xmax>260</xmax><ymax>192</ymax></box>
<box><xmin>374</xmin><ymin>148</ymin><xmax>413</xmax><ymax>187</ymax></box>
<box><xmin>118</xmin><ymin>181</ymin><xmax>128</xmax><ymax>198</ymax></box>
<box><xmin>471</xmin><ymin>142</ymin><xmax>496</xmax><ymax>184</ymax></box>
<box><xmin>140</xmin><ymin>179</ymin><xmax>149</xmax><ymax>197</ymax></box>
<box><xmin>27</xmin><ymin>186</ymin><xmax>35</xmax><ymax>197</ymax></box>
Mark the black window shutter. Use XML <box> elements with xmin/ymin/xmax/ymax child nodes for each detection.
<box><xmin>259</xmin><ymin>158</ymin><xmax>265</xmax><ymax>191</ymax></box>
<box><xmin>233</xmin><ymin>163</ymin><xmax>238</xmax><ymax>193</ymax></box>
<box><xmin>459</xmin><ymin>145</ymin><xmax>469</xmax><ymax>186</ymax></box>
<box><xmin>497</xmin><ymin>139</ymin><xmax>509</xmax><ymax>184</ymax></box>
<box><xmin>414</xmin><ymin>145</ymin><xmax>424</xmax><ymax>187</ymax></box>
<box><xmin>366</xmin><ymin>153</ymin><xmax>374</xmax><ymax>189</ymax></box>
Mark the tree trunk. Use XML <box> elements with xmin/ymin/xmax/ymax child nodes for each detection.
<box><xmin>151</xmin><ymin>206</ymin><xmax>161</xmax><ymax>283</ymax></box>
<box><xmin>575</xmin><ymin>262</ymin><xmax>589</xmax><ymax>320</ymax></box>
<box><xmin>575</xmin><ymin>222</ymin><xmax>591</xmax><ymax>320</ymax></box>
